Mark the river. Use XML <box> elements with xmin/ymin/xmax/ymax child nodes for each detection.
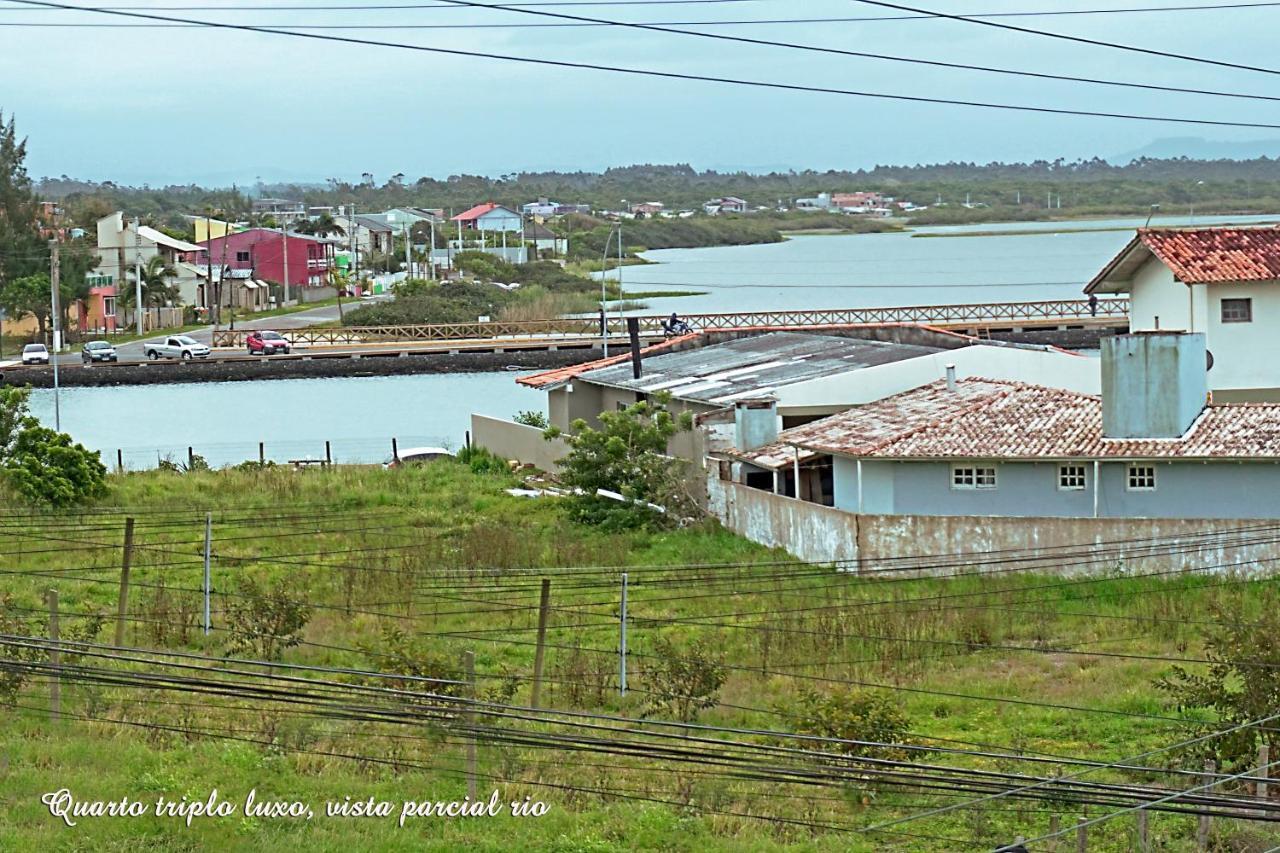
<box><xmin>27</xmin><ymin>372</ymin><xmax>545</xmax><ymax>469</ymax></box>
<box><xmin>612</xmin><ymin>212</ymin><xmax>1280</xmax><ymax>316</ymax></box>
<box><xmin>27</xmin><ymin>211</ymin><xmax>1280</xmax><ymax>467</ymax></box>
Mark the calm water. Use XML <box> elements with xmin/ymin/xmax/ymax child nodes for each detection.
<box><xmin>27</xmin><ymin>212</ymin><xmax>1279</xmax><ymax>464</ymax></box>
<box><xmin>613</xmin><ymin>212</ymin><xmax>1280</xmax><ymax>315</ymax></box>
<box><xmin>27</xmin><ymin>372</ymin><xmax>544</xmax><ymax>469</ymax></box>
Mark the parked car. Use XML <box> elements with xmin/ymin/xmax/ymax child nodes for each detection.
<box><xmin>246</xmin><ymin>330</ymin><xmax>291</xmax><ymax>355</ymax></box>
<box><xmin>81</xmin><ymin>340</ymin><xmax>118</xmax><ymax>363</ymax></box>
<box><xmin>143</xmin><ymin>335</ymin><xmax>211</xmax><ymax>361</ymax></box>
<box><xmin>20</xmin><ymin>343</ymin><xmax>49</xmax><ymax>365</ymax></box>
<box><xmin>386</xmin><ymin>446</ymin><xmax>453</xmax><ymax>468</ymax></box>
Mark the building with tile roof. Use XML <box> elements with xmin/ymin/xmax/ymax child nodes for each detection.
<box><xmin>718</xmin><ymin>331</ymin><xmax>1280</xmax><ymax>520</ymax></box>
<box><xmin>1085</xmin><ymin>225</ymin><xmax>1280</xmax><ymax>400</ymax></box>
<box><xmin>450</xmin><ymin>203</ymin><xmax>522</xmax><ymax>233</ymax></box>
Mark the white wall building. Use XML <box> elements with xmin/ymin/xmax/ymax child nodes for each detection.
<box><xmin>1086</xmin><ymin>226</ymin><xmax>1280</xmax><ymax>401</ymax></box>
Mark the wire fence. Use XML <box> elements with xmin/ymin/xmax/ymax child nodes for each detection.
<box><xmin>105</xmin><ymin>434</ymin><xmax>457</xmax><ymax>471</ymax></box>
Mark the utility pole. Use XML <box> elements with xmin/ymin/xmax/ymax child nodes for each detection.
<box><xmin>217</xmin><ymin>217</ymin><xmax>230</xmax><ymax>327</ymax></box>
<box><xmin>404</xmin><ymin>223</ymin><xmax>411</xmax><ymax>281</ymax></box>
<box><xmin>281</xmin><ymin>226</ymin><xmax>291</xmax><ymax>304</ymax></box>
<box><xmin>133</xmin><ymin>216</ymin><xmax>143</xmax><ymax>336</ymax></box>
<box><xmin>428</xmin><ymin>217</ymin><xmax>436</xmax><ymax>280</ymax></box>
<box><xmin>48</xmin><ymin>239</ymin><xmax>61</xmax><ymax>431</ymax></box>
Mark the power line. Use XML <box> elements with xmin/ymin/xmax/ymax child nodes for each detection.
<box><xmin>6</xmin><ymin>0</ymin><xmax>1280</xmax><ymax>130</ymax></box>
<box><xmin>848</xmin><ymin>0</ymin><xmax>1280</xmax><ymax>77</ymax></box>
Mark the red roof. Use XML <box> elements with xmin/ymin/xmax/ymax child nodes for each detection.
<box><xmin>1087</xmin><ymin>226</ymin><xmax>1280</xmax><ymax>291</ymax></box>
<box><xmin>451</xmin><ymin>203</ymin><xmax>510</xmax><ymax>223</ymax></box>
<box><xmin>794</xmin><ymin>378</ymin><xmax>1280</xmax><ymax>460</ymax></box>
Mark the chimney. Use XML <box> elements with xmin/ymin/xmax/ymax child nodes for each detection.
<box><xmin>945</xmin><ymin>363</ymin><xmax>957</xmax><ymax>392</ymax></box>
<box><xmin>734</xmin><ymin>398</ymin><xmax>779</xmax><ymax>451</ymax></box>
<box><xmin>627</xmin><ymin>316</ymin><xmax>642</xmax><ymax>379</ymax></box>
<box><xmin>1101</xmin><ymin>331</ymin><xmax>1207</xmax><ymax>439</ymax></box>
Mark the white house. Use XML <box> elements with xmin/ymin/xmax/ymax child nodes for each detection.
<box><xmin>451</xmin><ymin>203</ymin><xmax>523</xmax><ymax>233</ymax></box>
<box><xmin>1085</xmin><ymin>226</ymin><xmax>1280</xmax><ymax>401</ymax></box>
<box><xmin>94</xmin><ymin>212</ymin><xmax>203</xmax><ymax>307</ymax></box>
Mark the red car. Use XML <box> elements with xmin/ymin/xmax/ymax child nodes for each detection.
<box><xmin>246</xmin><ymin>330</ymin><xmax>291</xmax><ymax>355</ymax></box>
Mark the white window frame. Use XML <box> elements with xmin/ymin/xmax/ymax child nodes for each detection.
<box><xmin>1127</xmin><ymin>464</ymin><xmax>1157</xmax><ymax>492</ymax></box>
<box><xmin>1221</xmin><ymin>297</ymin><xmax>1253</xmax><ymax>324</ymax></box>
<box><xmin>1058</xmin><ymin>464</ymin><xmax>1087</xmax><ymax>491</ymax></box>
<box><xmin>952</xmin><ymin>465</ymin><xmax>997</xmax><ymax>490</ymax></box>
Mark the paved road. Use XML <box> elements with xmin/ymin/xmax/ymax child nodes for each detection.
<box><xmin>37</xmin><ymin>296</ymin><xmax>387</xmax><ymax>366</ymax></box>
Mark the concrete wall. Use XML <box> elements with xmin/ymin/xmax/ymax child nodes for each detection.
<box><xmin>709</xmin><ymin>477</ymin><xmax>1280</xmax><ymax>573</ymax></box>
<box><xmin>470</xmin><ymin>414</ymin><xmax>570</xmax><ymax>473</ymax></box>
<box><xmin>1101</xmin><ymin>333</ymin><xmax>1206</xmax><ymax>439</ymax></box>
<box><xmin>831</xmin><ymin>457</ymin><xmax>1280</xmax><ymax>519</ymax></box>
<box><xmin>1129</xmin><ymin>259</ymin><xmax>1188</xmax><ymax>331</ymax></box>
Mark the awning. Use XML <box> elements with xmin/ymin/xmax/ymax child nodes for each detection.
<box><xmin>243</xmin><ymin>281</ymin><xmax>259</xmax><ymax>290</ymax></box>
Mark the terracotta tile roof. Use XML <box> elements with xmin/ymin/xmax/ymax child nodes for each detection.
<box><xmin>733</xmin><ymin>380</ymin><xmax>1009</xmax><ymax>470</ymax></box>
<box><xmin>1086</xmin><ymin>226</ymin><xmax>1280</xmax><ymax>291</ymax></box>
<box><xmin>794</xmin><ymin>378</ymin><xmax>1280</xmax><ymax>460</ymax></box>
<box><xmin>451</xmin><ymin>203</ymin><xmax>514</xmax><ymax>223</ymax></box>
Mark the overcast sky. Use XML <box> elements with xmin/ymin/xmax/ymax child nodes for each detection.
<box><xmin>2</xmin><ymin>0</ymin><xmax>1279</xmax><ymax>185</ymax></box>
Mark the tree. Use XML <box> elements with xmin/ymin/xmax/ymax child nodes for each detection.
<box><xmin>1156</xmin><ymin>592</ymin><xmax>1280</xmax><ymax>770</ymax></box>
<box><xmin>545</xmin><ymin>392</ymin><xmax>698</xmax><ymax>529</ymax></box>
<box><xmin>0</xmin><ymin>386</ymin><xmax>106</xmax><ymax>506</ymax></box>
<box><xmin>224</xmin><ymin>575</ymin><xmax>312</xmax><ymax>661</ymax></box>
<box><xmin>0</xmin><ymin>273</ymin><xmax>59</xmax><ymax>339</ymax></box>
<box><xmin>121</xmin><ymin>254</ymin><xmax>180</xmax><ymax>310</ymax></box>
<box><xmin>641</xmin><ymin>634</ymin><xmax>727</xmax><ymax>721</ymax></box>
<box><xmin>295</xmin><ymin>212</ymin><xmax>345</xmax><ymax>238</ymax></box>
<box><xmin>0</xmin><ymin>112</ymin><xmax>46</xmax><ymax>298</ymax></box>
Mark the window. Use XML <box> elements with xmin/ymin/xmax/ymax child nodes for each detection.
<box><xmin>102</xmin><ymin>296</ymin><xmax>116</xmax><ymax>316</ymax></box>
<box><xmin>1221</xmin><ymin>298</ymin><xmax>1253</xmax><ymax>323</ymax></box>
<box><xmin>235</xmin><ymin>251</ymin><xmax>250</xmax><ymax>263</ymax></box>
<box><xmin>952</xmin><ymin>466</ymin><xmax>996</xmax><ymax>490</ymax></box>
<box><xmin>1127</xmin><ymin>465</ymin><xmax>1157</xmax><ymax>491</ymax></box>
<box><xmin>1059</xmin><ymin>464</ymin><xmax>1087</xmax><ymax>490</ymax></box>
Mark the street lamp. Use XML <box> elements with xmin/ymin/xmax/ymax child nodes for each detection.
<box><xmin>1190</xmin><ymin>180</ymin><xmax>1205</xmax><ymax>223</ymax></box>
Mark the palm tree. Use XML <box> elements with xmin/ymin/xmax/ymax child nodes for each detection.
<box><xmin>296</xmin><ymin>212</ymin><xmax>346</xmax><ymax>239</ymax></box>
<box><xmin>121</xmin><ymin>255</ymin><xmax>180</xmax><ymax>311</ymax></box>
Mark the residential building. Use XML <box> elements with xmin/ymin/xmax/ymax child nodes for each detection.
<box><xmin>630</xmin><ymin>201</ymin><xmax>665</xmax><ymax>216</ymax></box>
<box><xmin>451</xmin><ymin>203</ymin><xmax>523</xmax><ymax>233</ymax></box>
<box><xmin>795</xmin><ymin>193</ymin><xmax>832</xmax><ymax>211</ymax></box>
<box><xmin>831</xmin><ymin>191</ymin><xmax>885</xmax><ymax>210</ymax></box>
<box><xmin>518</xmin><ymin>326</ymin><xmax>1098</xmax><ymax>462</ymax></box>
<box><xmin>94</xmin><ymin>212</ymin><xmax>203</xmax><ymax>307</ymax></box>
<box><xmin>180</xmin><ymin>264</ymin><xmax>272</xmax><ymax>311</ymax></box>
<box><xmin>252</xmin><ymin>197</ymin><xmax>307</xmax><ymax>223</ymax></box>
<box><xmin>37</xmin><ymin>201</ymin><xmax>66</xmax><ymax>239</ymax></box>
<box><xmin>525</xmin><ymin>222</ymin><xmax>567</xmax><ymax>257</ymax></box>
<box><xmin>192</xmin><ymin>228</ymin><xmax>336</xmax><ymax>290</ymax></box>
<box><xmin>1085</xmin><ymin>226</ymin><xmax>1280</xmax><ymax>400</ymax></box>
<box><xmin>334</xmin><ymin>214</ymin><xmax>394</xmax><ymax>254</ymax></box>
<box><xmin>523</xmin><ymin>198</ymin><xmax>559</xmax><ymax>217</ymax></box>
<box><xmin>703</xmin><ymin>197</ymin><xmax>748</xmax><ymax>215</ymax></box>
<box><xmin>78</xmin><ymin>272</ymin><xmax>118</xmax><ymax>334</ymax></box>
<box><xmin>722</xmin><ymin>331</ymin><xmax>1280</xmax><ymax>520</ymax></box>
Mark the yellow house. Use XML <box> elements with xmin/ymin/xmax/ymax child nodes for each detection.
<box><xmin>193</xmin><ymin>218</ymin><xmax>241</xmax><ymax>243</ymax></box>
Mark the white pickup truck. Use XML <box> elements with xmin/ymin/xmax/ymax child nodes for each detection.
<box><xmin>143</xmin><ymin>335</ymin><xmax>212</xmax><ymax>361</ymax></box>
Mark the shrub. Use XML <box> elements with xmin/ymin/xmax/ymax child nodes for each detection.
<box><xmin>4</xmin><ymin>425</ymin><xmax>107</xmax><ymax>507</ymax></box>
<box><xmin>641</xmin><ymin>634</ymin><xmax>727</xmax><ymax>721</ymax></box>
<box><xmin>788</xmin><ymin>688</ymin><xmax>916</xmax><ymax>761</ymax></box>
<box><xmin>513</xmin><ymin>410</ymin><xmax>550</xmax><ymax>429</ymax></box>
<box><xmin>546</xmin><ymin>392</ymin><xmax>697</xmax><ymax>530</ymax></box>
<box><xmin>457</xmin><ymin>445</ymin><xmax>511</xmax><ymax>476</ymax></box>
<box><xmin>224</xmin><ymin>575</ymin><xmax>312</xmax><ymax>661</ymax></box>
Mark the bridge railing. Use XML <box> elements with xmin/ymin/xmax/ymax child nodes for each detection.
<box><xmin>211</xmin><ymin>298</ymin><xmax>1128</xmax><ymax>347</ymax></box>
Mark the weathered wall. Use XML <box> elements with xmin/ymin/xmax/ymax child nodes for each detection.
<box><xmin>469</xmin><ymin>414</ymin><xmax>570</xmax><ymax>473</ymax></box>
<box><xmin>709</xmin><ymin>477</ymin><xmax>1280</xmax><ymax>573</ymax></box>
<box><xmin>829</xmin><ymin>458</ymin><xmax>1280</xmax><ymax>520</ymax></box>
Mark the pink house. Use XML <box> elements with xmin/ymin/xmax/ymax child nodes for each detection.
<box><xmin>192</xmin><ymin>229</ymin><xmax>335</xmax><ymax>289</ymax></box>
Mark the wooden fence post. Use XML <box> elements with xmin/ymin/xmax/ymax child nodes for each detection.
<box><xmin>114</xmin><ymin>517</ymin><xmax>135</xmax><ymax>647</ymax></box>
<box><xmin>531</xmin><ymin>579</ymin><xmax>551</xmax><ymax>709</ymax></box>
<box><xmin>187</xmin><ymin>446</ymin><xmax>194</xmax><ymax>470</ymax></box>
<box><xmin>1136</xmin><ymin>808</ymin><xmax>1149</xmax><ymax>853</ymax></box>
<box><xmin>464</xmin><ymin>650</ymin><xmax>477</xmax><ymax>800</ymax></box>
<box><xmin>325</xmin><ymin>440</ymin><xmax>332</xmax><ymax>466</ymax></box>
<box><xmin>1198</xmin><ymin>759</ymin><xmax>1214</xmax><ymax>850</ymax></box>
<box><xmin>116</xmin><ymin>448</ymin><xmax>124</xmax><ymax>473</ymax></box>
<box><xmin>392</xmin><ymin>437</ymin><xmax>399</xmax><ymax>463</ymax></box>
<box><xmin>1075</xmin><ymin>815</ymin><xmax>1087</xmax><ymax>853</ymax></box>
<box><xmin>1258</xmin><ymin>743</ymin><xmax>1270</xmax><ymax>803</ymax></box>
<box><xmin>1047</xmin><ymin>814</ymin><xmax>1060</xmax><ymax>852</ymax></box>
<box><xmin>46</xmin><ymin>589</ymin><xmax>59</xmax><ymax>723</ymax></box>
<box><xmin>259</xmin><ymin>441</ymin><xmax>265</xmax><ymax>465</ymax></box>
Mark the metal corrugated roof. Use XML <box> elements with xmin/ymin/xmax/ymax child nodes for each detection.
<box><xmin>577</xmin><ymin>332</ymin><xmax>945</xmax><ymax>406</ymax></box>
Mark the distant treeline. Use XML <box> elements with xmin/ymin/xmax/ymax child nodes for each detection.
<box><xmin>36</xmin><ymin>157</ymin><xmax>1280</xmax><ymax>232</ymax></box>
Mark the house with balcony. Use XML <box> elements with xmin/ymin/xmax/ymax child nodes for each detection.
<box><xmin>192</xmin><ymin>228</ymin><xmax>336</xmax><ymax>293</ymax></box>
<box><xmin>1085</xmin><ymin>225</ymin><xmax>1280</xmax><ymax>401</ymax></box>
<box><xmin>94</xmin><ymin>212</ymin><xmax>203</xmax><ymax>307</ymax></box>
<box><xmin>451</xmin><ymin>203</ymin><xmax>523</xmax><ymax>233</ymax></box>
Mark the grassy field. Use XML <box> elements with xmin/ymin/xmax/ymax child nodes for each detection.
<box><xmin>0</xmin><ymin>463</ymin><xmax>1275</xmax><ymax>850</ymax></box>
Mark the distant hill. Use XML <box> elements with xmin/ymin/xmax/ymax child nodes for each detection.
<box><xmin>1112</xmin><ymin>137</ymin><xmax>1280</xmax><ymax>163</ymax></box>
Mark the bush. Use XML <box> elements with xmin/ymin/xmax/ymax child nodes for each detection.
<box><xmin>457</xmin><ymin>445</ymin><xmax>512</xmax><ymax>476</ymax></box>
<box><xmin>4</xmin><ymin>425</ymin><xmax>107</xmax><ymax>507</ymax></box>
<box><xmin>513</xmin><ymin>410</ymin><xmax>549</xmax><ymax>429</ymax></box>
<box><xmin>546</xmin><ymin>392</ymin><xmax>697</xmax><ymax>530</ymax></box>
<box><xmin>641</xmin><ymin>634</ymin><xmax>727</xmax><ymax>721</ymax></box>
<box><xmin>788</xmin><ymin>688</ymin><xmax>916</xmax><ymax>761</ymax></box>
<box><xmin>224</xmin><ymin>575</ymin><xmax>312</xmax><ymax>661</ymax></box>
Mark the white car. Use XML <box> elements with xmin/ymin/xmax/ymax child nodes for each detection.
<box><xmin>21</xmin><ymin>343</ymin><xmax>49</xmax><ymax>365</ymax></box>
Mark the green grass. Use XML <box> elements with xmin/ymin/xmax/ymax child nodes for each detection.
<box><xmin>0</xmin><ymin>465</ymin><xmax>1273</xmax><ymax>850</ymax></box>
